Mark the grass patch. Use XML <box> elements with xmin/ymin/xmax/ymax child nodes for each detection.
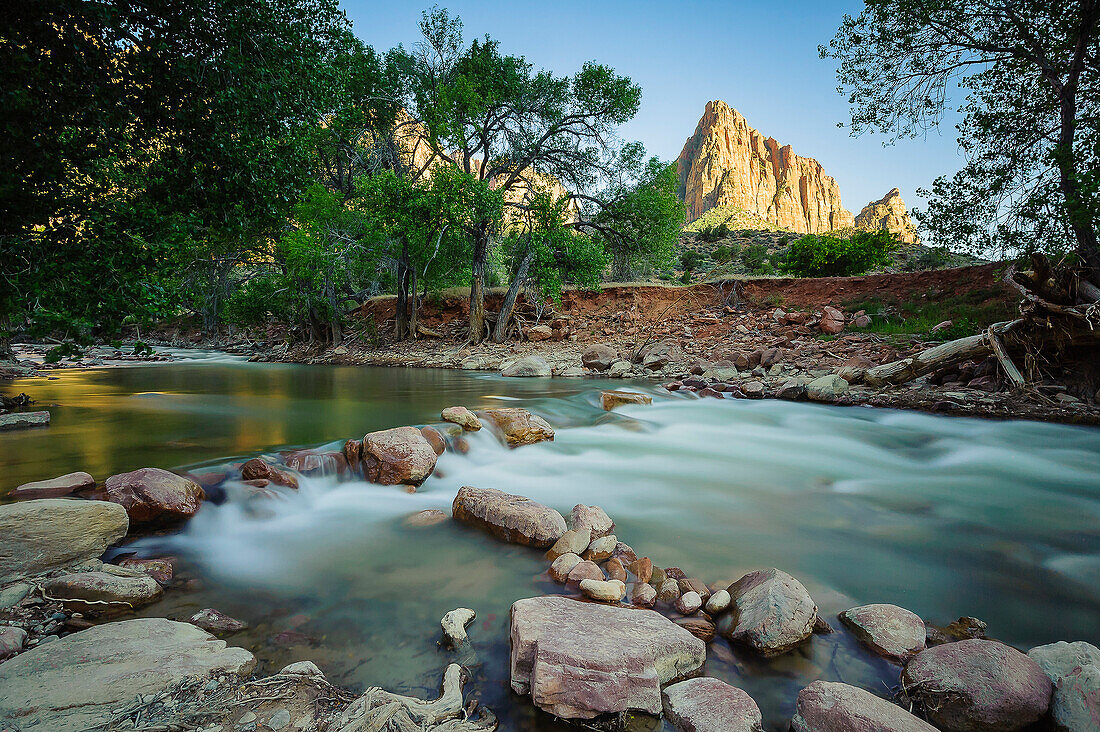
<box><xmin>841</xmin><ymin>287</ymin><xmax>1015</xmax><ymax>341</ymax></box>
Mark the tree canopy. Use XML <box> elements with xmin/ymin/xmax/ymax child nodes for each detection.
<box><xmin>821</xmin><ymin>0</ymin><xmax>1100</xmax><ymax>283</ymax></box>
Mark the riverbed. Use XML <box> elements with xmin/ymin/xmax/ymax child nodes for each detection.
<box><xmin>3</xmin><ymin>357</ymin><xmax>1099</xmax><ymax>730</ymax></box>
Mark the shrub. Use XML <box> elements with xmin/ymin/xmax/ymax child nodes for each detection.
<box><xmin>679</xmin><ymin>270</ymin><xmax>692</xmax><ymax>284</ymax></box>
<box><xmin>740</xmin><ymin>243</ymin><xmax>774</xmax><ymax>274</ymax></box>
<box><xmin>779</xmin><ymin>230</ymin><xmax>895</xmax><ymax>277</ymax></box>
<box><xmin>680</xmin><ymin>250</ymin><xmax>702</xmax><ymax>272</ymax></box>
<box><xmin>711</xmin><ymin>244</ymin><xmax>733</xmax><ymax>263</ymax></box>
<box><xmin>714</xmin><ymin>222</ymin><xmax>730</xmax><ymax>239</ymax></box>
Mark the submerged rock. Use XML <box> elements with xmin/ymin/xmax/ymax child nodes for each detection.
<box><xmin>0</xmin><ymin>499</ymin><xmax>129</xmax><ymax>583</ymax></box>
<box><xmin>282</xmin><ymin>449</ymin><xmax>346</xmax><ymax>476</ymax></box>
<box><xmin>791</xmin><ymin>680</ymin><xmax>936</xmax><ymax>732</ymax></box>
<box><xmin>441</xmin><ymin>607</ymin><xmax>476</xmax><ymax>646</ymax></box>
<box><xmin>45</xmin><ymin>571</ymin><xmax>163</xmax><ymax>613</ymax></box>
<box><xmin>441</xmin><ymin>406</ymin><xmax>482</xmax><ymax>431</ymax></box>
<box><xmin>662</xmin><ymin>677</ymin><xmax>762</xmax><ymax>732</ymax></box>
<box><xmin>0</xmin><ymin>618</ymin><xmax>255</xmax><ymax>732</ymax></box>
<box><xmin>840</xmin><ymin>603</ymin><xmax>926</xmax><ymax>662</ymax></box>
<box><xmin>189</xmin><ymin>608</ymin><xmax>248</xmax><ymax>635</ymax></box>
<box><xmin>509</xmin><ymin>595</ymin><xmax>706</xmax><ymax>719</ymax></box>
<box><xmin>451</xmin><ymin>486</ymin><xmax>566</xmax><ymax>548</ymax></box>
<box><xmin>902</xmin><ymin>638</ymin><xmax>1052</xmax><ymax>731</ymax></box>
<box><xmin>1027</xmin><ymin>641</ymin><xmax>1100</xmax><ymax>732</ymax></box>
<box><xmin>404</xmin><ymin>509</ymin><xmax>449</xmax><ymax>527</ymax></box>
<box><xmin>501</xmin><ymin>355</ymin><xmax>551</xmax><ymax>377</ymax></box>
<box><xmin>674</xmin><ymin>616</ymin><xmax>717</xmax><ymax>643</ymax></box>
<box><xmin>600</xmin><ymin>390</ymin><xmax>653</xmax><ymax>411</ymax></box>
<box><xmin>724</xmin><ymin>568</ymin><xmax>817</xmax><ymax>656</ymax></box>
<box><xmin>10</xmin><ymin>471</ymin><xmax>95</xmax><ymax>500</ymax></box>
<box><xmin>104</xmin><ymin>467</ymin><xmax>206</xmax><ymax>525</ymax></box>
<box><xmin>118</xmin><ymin>556</ymin><xmax>175</xmax><ymax>584</ymax></box>
<box><xmin>362</xmin><ymin>426</ymin><xmax>438</xmax><ymax>486</ymax></box>
<box><xmin>476</xmin><ymin>408</ymin><xmax>555</xmax><ymax>448</ymax></box>
<box><xmin>0</xmin><ymin>410</ymin><xmax>50</xmax><ymax>430</ymax></box>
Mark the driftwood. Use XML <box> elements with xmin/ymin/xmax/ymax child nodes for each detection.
<box><xmin>862</xmin><ymin>321</ymin><xmax>1020</xmax><ymax>387</ymax></box>
<box><xmin>332</xmin><ymin>664</ymin><xmax>497</xmax><ymax>732</ymax></box>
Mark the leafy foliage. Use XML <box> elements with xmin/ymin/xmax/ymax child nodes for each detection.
<box><xmin>779</xmin><ymin>230</ymin><xmax>896</xmax><ymax>277</ymax></box>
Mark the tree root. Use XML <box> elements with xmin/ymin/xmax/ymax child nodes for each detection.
<box><xmin>331</xmin><ymin>664</ymin><xmax>497</xmax><ymax>732</ymax></box>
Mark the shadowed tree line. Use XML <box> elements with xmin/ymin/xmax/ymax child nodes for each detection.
<box><xmin>1</xmin><ymin>2</ymin><xmax>684</xmax><ymax>354</ymax></box>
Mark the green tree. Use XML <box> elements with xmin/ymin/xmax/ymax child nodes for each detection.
<box><xmin>392</xmin><ymin>7</ymin><xmax>646</xmax><ymax>341</ymax></box>
<box><xmin>821</xmin><ymin>0</ymin><xmax>1100</xmax><ymax>284</ymax></box>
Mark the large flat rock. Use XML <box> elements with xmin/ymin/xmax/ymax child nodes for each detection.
<box><xmin>840</xmin><ymin>603</ymin><xmax>926</xmax><ymax>662</ymax></box>
<box><xmin>452</xmin><ymin>486</ymin><xmax>566</xmax><ymax>548</ymax></box>
<box><xmin>791</xmin><ymin>680</ymin><xmax>937</xmax><ymax>732</ymax></box>
<box><xmin>0</xmin><ymin>617</ymin><xmax>256</xmax><ymax>732</ymax></box>
<box><xmin>510</xmin><ymin>595</ymin><xmax>706</xmax><ymax>719</ymax></box>
<box><xmin>0</xmin><ymin>499</ymin><xmax>129</xmax><ymax>583</ymax></box>
<box><xmin>662</xmin><ymin>677</ymin><xmax>762</xmax><ymax>732</ymax></box>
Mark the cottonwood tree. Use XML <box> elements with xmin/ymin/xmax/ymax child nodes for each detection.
<box><xmin>821</xmin><ymin>0</ymin><xmax>1100</xmax><ymax>286</ymax></box>
<box><xmin>391</xmin><ymin>7</ymin><xmax>646</xmax><ymax>341</ymax></box>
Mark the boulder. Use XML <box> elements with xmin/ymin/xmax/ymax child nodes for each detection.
<box><xmin>189</xmin><ymin>608</ymin><xmax>248</xmax><ymax>634</ymax></box>
<box><xmin>901</xmin><ymin>639</ymin><xmax>1053</xmax><ymax>731</ymax></box>
<box><xmin>0</xmin><ymin>618</ymin><xmax>255</xmax><ymax>732</ymax></box>
<box><xmin>605</xmin><ymin>557</ymin><xmax>627</xmax><ymax>583</ymax></box>
<box><xmin>582</xmin><ymin>344</ymin><xmax>618</xmax><ymax>371</ymax></box>
<box><xmin>103</xmin><ymin>467</ymin><xmax>206</xmax><ymax>525</ymax></box>
<box><xmin>526</xmin><ymin>324</ymin><xmax>554</xmax><ymax>341</ymax></box>
<box><xmin>676</xmin><ymin>591</ymin><xmax>703</xmax><ymax>615</ymax></box>
<box><xmin>509</xmin><ymin>595</ymin><xmax>706</xmax><ymax>719</ymax></box>
<box><xmin>10</xmin><ymin>471</ymin><xmax>95</xmax><ymax>500</ymax></box>
<box><xmin>807</xmin><ymin>374</ymin><xmax>850</xmax><ymax>403</ymax></box>
<box><xmin>0</xmin><ymin>626</ymin><xmax>27</xmax><ymax>660</ymax></box>
<box><xmin>0</xmin><ymin>410</ymin><xmax>50</xmax><ymax>430</ymax></box>
<box><xmin>724</xmin><ymin>568</ymin><xmax>817</xmax><ymax>656</ymax></box>
<box><xmin>570</xmin><ymin>504</ymin><xmax>614</xmax><ymax>538</ymax></box>
<box><xmin>820</xmin><ymin>306</ymin><xmax>846</xmax><ymax>334</ymax></box>
<box><xmin>658</xmin><ymin>578</ymin><xmax>682</xmax><ymax>603</ymax></box>
<box><xmin>679</xmin><ymin>577</ymin><xmax>711</xmax><ymax>601</ymax></box>
<box><xmin>705</xmin><ymin>589</ymin><xmax>731</xmax><ymax>615</ymax></box>
<box><xmin>420</xmin><ymin>425</ymin><xmax>447</xmax><ymax>456</ymax></box>
<box><xmin>776</xmin><ymin>380</ymin><xmax>807</xmax><ymax>400</ymax></box>
<box><xmin>441</xmin><ymin>406</ymin><xmax>482</xmax><ymax>431</ymax></box>
<box><xmin>791</xmin><ymin>680</ymin><xmax>937</xmax><ymax>732</ymax></box>
<box><xmin>628</xmin><ymin>557</ymin><xmax>653</xmax><ymax>583</ymax></box>
<box><xmin>476</xmin><ymin>408</ymin><xmax>555</xmax><ymax>448</ymax></box>
<box><xmin>674</xmin><ymin>616</ymin><xmax>717</xmax><ymax>643</ymax></box>
<box><xmin>840</xmin><ymin>603</ymin><xmax>926</xmax><ymax>662</ymax></box>
<box><xmin>0</xmin><ymin>499</ymin><xmax>128</xmax><ymax>583</ymax></box>
<box><xmin>662</xmin><ymin>677</ymin><xmax>763</xmax><ymax>732</ymax></box>
<box><xmin>600</xmin><ymin>390</ymin><xmax>653</xmax><ymax>411</ymax></box>
<box><xmin>362</xmin><ymin>426</ymin><xmax>438</xmax><ymax>486</ymax></box>
<box><xmin>502</xmin><ymin>355</ymin><xmax>552</xmax><ymax>377</ymax></box>
<box><xmin>240</xmin><ymin>458</ymin><xmax>299</xmax><ymax>488</ymax></box>
<box><xmin>45</xmin><ymin>571</ymin><xmax>163</xmax><ymax>613</ymax></box>
<box><xmin>452</xmin><ymin>486</ymin><xmax>566</xmax><ymax>548</ymax></box>
<box><xmin>635</xmin><ymin>340</ymin><xmax>682</xmax><ymax>370</ymax></box>
<box><xmin>1027</xmin><ymin>641</ymin><xmax>1100</xmax><ymax>732</ymax></box>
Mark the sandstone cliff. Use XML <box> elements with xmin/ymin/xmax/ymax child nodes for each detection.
<box><xmin>676</xmin><ymin>101</ymin><xmax>855</xmax><ymax>233</ymax></box>
<box><xmin>855</xmin><ymin>188</ymin><xmax>918</xmax><ymax>245</ymax></box>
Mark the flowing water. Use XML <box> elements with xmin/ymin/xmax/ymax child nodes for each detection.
<box><xmin>3</xmin><ymin>356</ymin><xmax>1100</xmax><ymax>730</ymax></box>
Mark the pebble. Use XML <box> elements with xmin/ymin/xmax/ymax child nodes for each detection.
<box><xmin>266</xmin><ymin>708</ymin><xmax>291</xmax><ymax>730</ymax></box>
<box><xmin>579</xmin><ymin>578</ymin><xmax>626</xmax><ymax>602</ymax></box>
<box><xmin>676</xmin><ymin>591</ymin><xmax>703</xmax><ymax>615</ymax></box>
<box><xmin>705</xmin><ymin>589</ymin><xmax>731</xmax><ymax>615</ymax></box>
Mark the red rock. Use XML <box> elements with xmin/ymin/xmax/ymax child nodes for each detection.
<box><xmin>362</xmin><ymin>426</ymin><xmax>438</xmax><ymax>485</ymax></box>
<box><xmin>452</xmin><ymin>486</ymin><xmax>566</xmax><ymax>548</ymax></box>
<box><xmin>663</xmin><ymin>677</ymin><xmax>761</xmax><ymax>732</ymax></box>
<box><xmin>103</xmin><ymin>468</ymin><xmax>205</xmax><ymax>525</ymax></box>
<box><xmin>792</xmin><ymin>681</ymin><xmax>936</xmax><ymax>732</ymax></box>
<box><xmin>240</xmin><ymin>459</ymin><xmax>298</xmax><ymax>489</ymax></box>
<box><xmin>476</xmin><ymin>408</ymin><xmax>555</xmax><ymax>448</ymax></box>
<box><xmin>566</xmin><ymin>560</ymin><xmax>605</xmax><ymax>587</ymax></box>
<box><xmin>419</xmin><ymin>426</ymin><xmax>446</xmax><ymax>456</ymax></box>
<box><xmin>820</xmin><ymin>306</ymin><xmax>846</xmax><ymax>334</ymax></box>
<box><xmin>343</xmin><ymin>439</ymin><xmax>362</xmax><ymax>469</ymax></box>
<box><xmin>11</xmin><ymin>471</ymin><xmax>95</xmax><ymax>500</ymax></box>
<box><xmin>627</xmin><ymin>557</ymin><xmax>652</xmax><ymax>583</ymax></box>
<box><xmin>118</xmin><ymin>556</ymin><xmax>175</xmax><ymax>584</ymax></box>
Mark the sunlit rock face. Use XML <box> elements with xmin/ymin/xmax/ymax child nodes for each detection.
<box><xmin>855</xmin><ymin>187</ymin><xmax>919</xmax><ymax>244</ymax></box>
<box><xmin>676</xmin><ymin>100</ymin><xmax>855</xmax><ymax>233</ymax></box>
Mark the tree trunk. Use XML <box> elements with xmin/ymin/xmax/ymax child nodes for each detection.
<box><xmin>1051</xmin><ymin>66</ymin><xmax>1100</xmax><ymax>283</ymax></box>
<box><xmin>409</xmin><ymin>266</ymin><xmax>418</xmax><ymax>339</ymax></box>
<box><xmin>492</xmin><ymin>249</ymin><xmax>535</xmax><ymax>343</ymax></box>
<box><xmin>468</xmin><ymin>227</ymin><xmax>489</xmax><ymax>343</ymax></box>
<box><xmin>395</xmin><ymin>241</ymin><xmax>409</xmax><ymax>339</ymax></box>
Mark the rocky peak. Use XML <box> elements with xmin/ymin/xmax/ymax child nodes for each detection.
<box><xmin>676</xmin><ymin>101</ymin><xmax>855</xmax><ymax>233</ymax></box>
<box><xmin>855</xmin><ymin>188</ymin><xmax>919</xmax><ymax>245</ymax></box>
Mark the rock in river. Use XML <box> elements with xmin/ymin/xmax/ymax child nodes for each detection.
<box><xmin>570</xmin><ymin>503</ymin><xmax>614</xmax><ymax>538</ymax></box>
<box><xmin>1028</xmin><ymin>640</ymin><xmax>1100</xmax><ymax>732</ymax></box>
<box><xmin>476</xmin><ymin>407</ymin><xmax>555</xmax><ymax>448</ymax></box>
<box><xmin>662</xmin><ymin>677</ymin><xmax>763</xmax><ymax>732</ymax></box>
<box><xmin>189</xmin><ymin>608</ymin><xmax>248</xmax><ymax>635</ymax></box>
<box><xmin>441</xmin><ymin>607</ymin><xmax>476</xmax><ymax>646</ymax></box>
<box><xmin>600</xmin><ymin>390</ymin><xmax>653</xmax><ymax>411</ymax></box>
<box><xmin>510</xmin><ymin>595</ymin><xmax>706</xmax><ymax>719</ymax></box>
<box><xmin>902</xmin><ymin>638</ymin><xmax>1052</xmax><ymax>731</ymax></box>
<box><xmin>807</xmin><ymin>374</ymin><xmax>849</xmax><ymax>403</ymax></box>
<box><xmin>840</xmin><ymin>603</ymin><xmax>926</xmax><ymax>662</ymax></box>
<box><xmin>362</xmin><ymin>426</ymin><xmax>438</xmax><ymax>486</ymax></box>
<box><xmin>502</xmin><ymin>355</ymin><xmax>551</xmax><ymax>377</ymax></box>
<box><xmin>0</xmin><ymin>499</ymin><xmax>128</xmax><ymax>583</ymax></box>
<box><xmin>549</xmin><ymin>553</ymin><xmax>583</xmax><ymax>583</ymax></box>
<box><xmin>441</xmin><ymin>406</ymin><xmax>482</xmax><ymax>431</ymax></box>
<box><xmin>104</xmin><ymin>467</ymin><xmax>205</xmax><ymax>525</ymax></box>
<box><xmin>791</xmin><ymin>680</ymin><xmax>937</xmax><ymax>732</ymax></box>
<box><xmin>10</xmin><ymin>471</ymin><xmax>95</xmax><ymax>500</ymax></box>
<box><xmin>45</xmin><ymin>571</ymin><xmax>163</xmax><ymax>613</ymax></box>
<box><xmin>546</xmin><ymin>528</ymin><xmax>592</xmax><ymax>561</ymax></box>
<box><xmin>241</xmin><ymin>457</ymin><xmax>299</xmax><ymax>488</ymax></box>
<box><xmin>579</xmin><ymin>578</ymin><xmax>626</xmax><ymax>602</ymax></box>
<box><xmin>0</xmin><ymin>410</ymin><xmax>50</xmax><ymax>430</ymax></box>
<box><xmin>452</xmin><ymin>486</ymin><xmax>566</xmax><ymax>548</ymax></box>
<box><xmin>724</xmin><ymin>568</ymin><xmax>817</xmax><ymax>656</ymax></box>
<box><xmin>0</xmin><ymin>618</ymin><xmax>255</xmax><ymax>732</ymax></box>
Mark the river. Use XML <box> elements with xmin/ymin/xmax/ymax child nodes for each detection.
<box><xmin>3</xmin><ymin>355</ymin><xmax>1099</xmax><ymax>730</ymax></box>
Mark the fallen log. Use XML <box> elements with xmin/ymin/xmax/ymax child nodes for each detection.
<box><xmin>862</xmin><ymin>321</ymin><xmax>1020</xmax><ymax>387</ymax></box>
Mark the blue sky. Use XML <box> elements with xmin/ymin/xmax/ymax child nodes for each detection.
<box><xmin>342</xmin><ymin>0</ymin><xmax>966</xmax><ymax>216</ymax></box>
